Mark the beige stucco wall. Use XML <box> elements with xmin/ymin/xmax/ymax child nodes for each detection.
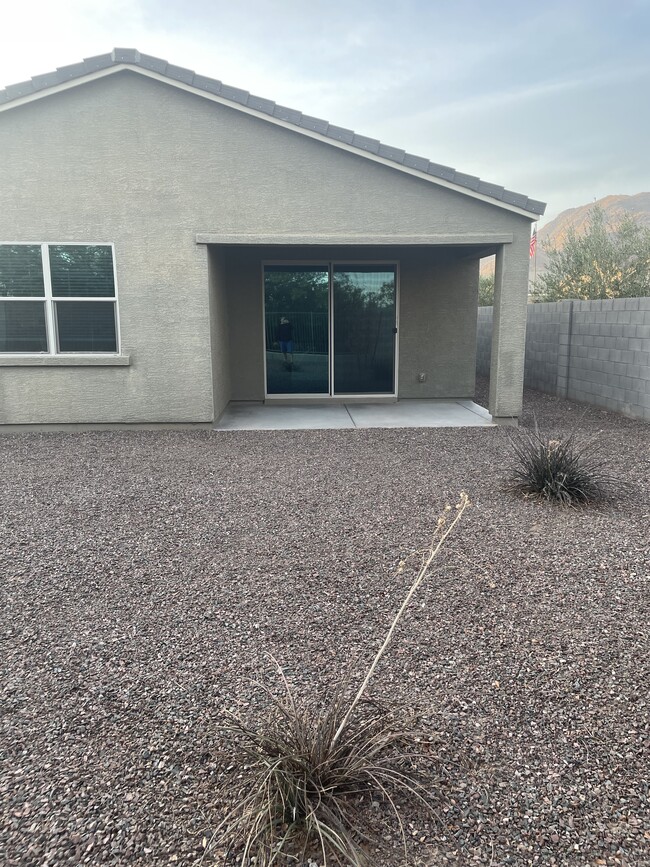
<box><xmin>0</xmin><ymin>71</ymin><xmax>532</xmax><ymax>424</ymax></box>
<box><xmin>207</xmin><ymin>247</ymin><xmax>231</xmax><ymax>421</ymax></box>
<box><xmin>489</xmin><ymin>236</ymin><xmax>531</xmax><ymax>419</ymax></box>
<box><xmin>398</xmin><ymin>251</ymin><xmax>479</xmax><ymax>398</ymax></box>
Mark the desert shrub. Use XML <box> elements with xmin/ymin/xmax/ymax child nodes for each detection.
<box><xmin>478</xmin><ymin>274</ymin><xmax>494</xmax><ymax>306</ymax></box>
<box><xmin>210</xmin><ymin>494</ymin><xmax>470</xmax><ymax>865</ymax></box>
<box><xmin>507</xmin><ymin>426</ymin><xmax>616</xmax><ymax>505</ymax></box>
<box><xmin>214</xmin><ymin>679</ymin><xmax>429</xmax><ymax>866</ymax></box>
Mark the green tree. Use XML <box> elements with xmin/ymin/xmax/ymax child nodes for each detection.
<box><xmin>478</xmin><ymin>274</ymin><xmax>494</xmax><ymax>306</ymax></box>
<box><xmin>532</xmin><ymin>206</ymin><xmax>650</xmax><ymax>302</ymax></box>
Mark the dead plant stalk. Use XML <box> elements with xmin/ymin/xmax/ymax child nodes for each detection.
<box><xmin>332</xmin><ymin>491</ymin><xmax>470</xmax><ymax>747</ymax></box>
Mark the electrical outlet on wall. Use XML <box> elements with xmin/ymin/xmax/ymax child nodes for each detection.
<box><xmin>418</xmin><ymin>372</ymin><xmax>427</xmax><ymax>383</ymax></box>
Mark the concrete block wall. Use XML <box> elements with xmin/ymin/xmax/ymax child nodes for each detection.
<box><xmin>476</xmin><ymin>297</ymin><xmax>650</xmax><ymax>422</ymax></box>
<box><xmin>568</xmin><ymin>297</ymin><xmax>650</xmax><ymax>420</ymax></box>
<box><xmin>525</xmin><ymin>302</ymin><xmax>569</xmax><ymax>396</ymax></box>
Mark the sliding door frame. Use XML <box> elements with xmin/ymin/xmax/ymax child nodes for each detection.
<box><xmin>262</xmin><ymin>259</ymin><xmax>400</xmax><ymax>400</ymax></box>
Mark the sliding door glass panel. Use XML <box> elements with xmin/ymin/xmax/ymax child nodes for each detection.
<box><xmin>264</xmin><ymin>265</ymin><xmax>329</xmax><ymax>395</ymax></box>
<box><xmin>333</xmin><ymin>266</ymin><xmax>396</xmax><ymax>394</ymax></box>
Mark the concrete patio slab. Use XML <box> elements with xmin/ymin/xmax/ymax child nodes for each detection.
<box><xmin>346</xmin><ymin>400</ymin><xmax>492</xmax><ymax>428</ymax></box>
<box><xmin>215</xmin><ymin>400</ymin><xmax>492</xmax><ymax>431</ymax></box>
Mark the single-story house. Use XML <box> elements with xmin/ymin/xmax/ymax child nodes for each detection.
<box><xmin>0</xmin><ymin>48</ymin><xmax>545</xmax><ymax>428</ymax></box>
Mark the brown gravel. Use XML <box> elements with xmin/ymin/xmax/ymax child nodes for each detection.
<box><xmin>1</xmin><ymin>382</ymin><xmax>649</xmax><ymax>867</ymax></box>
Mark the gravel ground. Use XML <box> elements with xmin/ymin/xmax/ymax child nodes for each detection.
<box><xmin>1</xmin><ymin>382</ymin><xmax>649</xmax><ymax>866</ymax></box>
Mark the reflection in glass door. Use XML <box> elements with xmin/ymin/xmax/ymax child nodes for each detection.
<box><xmin>264</xmin><ymin>263</ymin><xmax>397</xmax><ymax>396</ymax></box>
<box><xmin>264</xmin><ymin>265</ymin><xmax>329</xmax><ymax>395</ymax></box>
<box><xmin>333</xmin><ymin>265</ymin><xmax>396</xmax><ymax>394</ymax></box>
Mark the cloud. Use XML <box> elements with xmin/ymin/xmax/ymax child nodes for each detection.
<box><xmin>414</xmin><ymin>62</ymin><xmax>650</xmax><ymax>123</ymax></box>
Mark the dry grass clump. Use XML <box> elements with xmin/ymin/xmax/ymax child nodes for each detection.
<box><xmin>506</xmin><ymin>426</ymin><xmax>618</xmax><ymax>506</ymax></box>
<box><xmin>214</xmin><ymin>678</ymin><xmax>428</xmax><ymax>866</ymax></box>
<box><xmin>210</xmin><ymin>494</ymin><xmax>470</xmax><ymax>866</ymax></box>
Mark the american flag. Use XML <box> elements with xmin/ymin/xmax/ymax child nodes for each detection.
<box><xmin>529</xmin><ymin>227</ymin><xmax>537</xmax><ymax>258</ymax></box>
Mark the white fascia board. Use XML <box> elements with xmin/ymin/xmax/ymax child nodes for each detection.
<box><xmin>0</xmin><ymin>65</ymin><xmax>538</xmax><ymax>220</ymax></box>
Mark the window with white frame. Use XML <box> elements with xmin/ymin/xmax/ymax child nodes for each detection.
<box><xmin>0</xmin><ymin>244</ymin><xmax>119</xmax><ymax>354</ymax></box>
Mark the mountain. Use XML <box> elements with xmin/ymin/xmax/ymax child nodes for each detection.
<box><xmin>534</xmin><ymin>192</ymin><xmax>650</xmax><ymax>273</ymax></box>
<box><xmin>481</xmin><ymin>192</ymin><xmax>650</xmax><ymax>276</ymax></box>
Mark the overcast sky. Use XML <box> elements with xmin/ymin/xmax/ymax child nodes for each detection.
<box><xmin>2</xmin><ymin>0</ymin><xmax>649</xmax><ymax>222</ymax></box>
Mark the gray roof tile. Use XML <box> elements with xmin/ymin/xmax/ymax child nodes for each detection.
<box><xmin>137</xmin><ymin>53</ymin><xmax>169</xmax><ymax>74</ymax></box>
<box><xmin>0</xmin><ymin>48</ymin><xmax>545</xmax><ymax>216</ymax></box>
<box><xmin>273</xmin><ymin>104</ymin><xmax>302</xmax><ymax>124</ymax></box>
<box><xmin>477</xmin><ymin>181</ymin><xmax>505</xmax><ymax>199</ymax></box>
<box><xmin>165</xmin><ymin>64</ymin><xmax>195</xmax><ymax>86</ymax></box>
<box><xmin>248</xmin><ymin>95</ymin><xmax>276</xmax><ymax>113</ymax></box>
<box><xmin>56</xmin><ymin>62</ymin><xmax>88</xmax><ymax>81</ymax></box>
<box><xmin>220</xmin><ymin>83</ymin><xmax>249</xmax><ymax>105</ymax></box>
<box><xmin>378</xmin><ymin>144</ymin><xmax>406</xmax><ymax>163</ymax></box>
<box><xmin>501</xmin><ymin>190</ymin><xmax>529</xmax><ymax>208</ymax></box>
<box><xmin>192</xmin><ymin>75</ymin><xmax>222</xmax><ymax>95</ymax></box>
<box><xmin>82</xmin><ymin>53</ymin><xmax>114</xmax><ymax>73</ymax></box>
<box><xmin>402</xmin><ymin>153</ymin><xmax>431</xmax><ymax>172</ymax></box>
<box><xmin>299</xmin><ymin>114</ymin><xmax>329</xmax><ymax>134</ymax></box>
<box><xmin>30</xmin><ymin>72</ymin><xmax>62</xmax><ymax>91</ymax></box>
<box><xmin>352</xmin><ymin>134</ymin><xmax>380</xmax><ymax>154</ymax></box>
<box><xmin>426</xmin><ymin>161</ymin><xmax>456</xmax><ymax>181</ymax></box>
<box><xmin>326</xmin><ymin>125</ymin><xmax>355</xmax><ymax>144</ymax></box>
<box><xmin>112</xmin><ymin>48</ymin><xmax>140</xmax><ymax>63</ymax></box>
<box><xmin>3</xmin><ymin>80</ymin><xmax>35</xmax><ymax>99</ymax></box>
<box><xmin>526</xmin><ymin>198</ymin><xmax>546</xmax><ymax>214</ymax></box>
<box><xmin>452</xmin><ymin>172</ymin><xmax>481</xmax><ymax>191</ymax></box>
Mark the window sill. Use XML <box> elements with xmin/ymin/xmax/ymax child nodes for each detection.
<box><xmin>0</xmin><ymin>354</ymin><xmax>131</xmax><ymax>367</ymax></box>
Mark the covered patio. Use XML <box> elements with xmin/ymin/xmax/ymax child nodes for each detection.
<box><xmin>207</xmin><ymin>239</ymin><xmax>528</xmax><ymax>427</ymax></box>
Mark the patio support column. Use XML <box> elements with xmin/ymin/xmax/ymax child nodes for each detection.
<box><xmin>489</xmin><ymin>233</ymin><xmax>530</xmax><ymax>425</ymax></box>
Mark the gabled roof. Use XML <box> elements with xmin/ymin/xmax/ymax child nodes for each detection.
<box><xmin>0</xmin><ymin>48</ymin><xmax>546</xmax><ymax>218</ymax></box>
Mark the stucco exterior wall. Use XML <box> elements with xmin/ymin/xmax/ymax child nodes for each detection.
<box><xmin>207</xmin><ymin>247</ymin><xmax>231</xmax><ymax>421</ymax></box>
<box><xmin>223</xmin><ymin>249</ymin><xmax>266</xmax><ymax>402</ymax></box>
<box><xmin>489</xmin><ymin>236</ymin><xmax>532</xmax><ymax>420</ymax></box>
<box><xmin>0</xmin><ymin>239</ymin><xmax>213</xmax><ymax>425</ymax></box>
<box><xmin>0</xmin><ymin>71</ymin><xmax>532</xmax><ymax>423</ymax></box>
<box><xmin>398</xmin><ymin>251</ymin><xmax>479</xmax><ymax>398</ymax></box>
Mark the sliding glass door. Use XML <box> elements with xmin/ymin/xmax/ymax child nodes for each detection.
<box><xmin>264</xmin><ymin>263</ymin><xmax>397</xmax><ymax>397</ymax></box>
<box><xmin>333</xmin><ymin>266</ymin><xmax>396</xmax><ymax>394</ymax></box>
<box><xmin>264</xmin><ymin>265</ymin><xmax>329</xmax><ymax>395</ymax></box>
